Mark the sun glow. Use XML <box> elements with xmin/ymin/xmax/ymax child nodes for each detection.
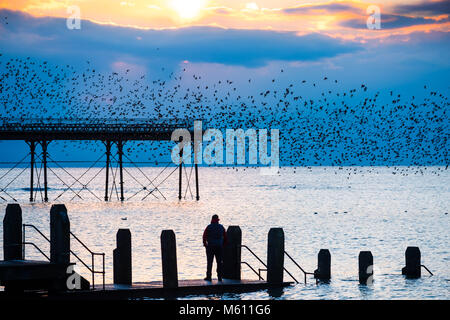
<box><xmin>171</xmin><ymin>0</ymin><xmax>207</xmax><ymax>20</ymax></box>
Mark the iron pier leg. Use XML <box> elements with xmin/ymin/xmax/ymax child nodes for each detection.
<box><xmin>42</xmin><ymin>140</ymin><xmax>48</xmax><ymax>202</ymax></box>
<box><xmin>29</xmin><ymin>141</ymin><xmax>35</xmax><ymax>202</ymax></box>
<box><xmin>195</xmin><ymin>163</ymin><xmax>199</xmax><ymax>201</ymax></box>
<box><xmin>105</xmin><ymin>141</ymin><xmax>111</xmax><ymax>201</ymax></box>
<box><xmin>178</xmin><ymin>143</ymin><xmax>183</xmax><ymax>200</ymax></box>
<box><xmin>118</xmin><ymin>140</ymin><xmax>124</xmax><ymax>202</ymax></box>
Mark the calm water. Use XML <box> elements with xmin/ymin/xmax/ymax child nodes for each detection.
<box><xmin>0</xmin><ymin>166</ymin><xmax>448</xmax><ymax>299</ymax></box>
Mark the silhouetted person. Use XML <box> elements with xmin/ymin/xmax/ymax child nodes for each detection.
<box><xmin>203</xmin><ymin>214</ymin><xmax>227</xmax><ymax>281</ymax></box>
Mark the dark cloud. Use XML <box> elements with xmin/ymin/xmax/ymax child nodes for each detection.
<box><xmin>0</xmin><ymin>9</ymin><xmax>360</xmax><ymax>68</ymax></box>
<box><xmin>341</xmin><ymin>14</ymin><xmax>449</xmax><ymax>29</ymax></box>
<box><xmin>392</xmin><ymin>0</ymin><xmax>450</xmax><ymax>16</ymax></box>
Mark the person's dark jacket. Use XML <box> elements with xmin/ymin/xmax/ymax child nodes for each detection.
<box><xmin>203</xmin><ymin>217</ymin><xmax>227</xmax><ymax>247</ymax></box>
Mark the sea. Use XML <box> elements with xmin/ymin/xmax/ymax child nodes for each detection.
<box><xmin>0</xmin><ymin>166</ymin><xmax>448</xmax><ymax>299</ymax></box>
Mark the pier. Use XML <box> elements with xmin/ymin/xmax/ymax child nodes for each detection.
<box><xmin>0</xmin><ymin>118</ymin><xmax>199</xmax><ymax>202</ymax></box>
<box><xmin>0</xmin><ymin>204</ymin><xmax>434</xmax><ymax>300</ymax></box>
<box><xmin>0</xmin><ymin>204</ymin><xmax>293</xmax><ymax>299</ymax></box>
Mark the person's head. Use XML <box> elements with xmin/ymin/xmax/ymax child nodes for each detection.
<box><xmin>211</xmin><ymin>214</ymin><xmax>219</xmax><ymax>223</ymax></box>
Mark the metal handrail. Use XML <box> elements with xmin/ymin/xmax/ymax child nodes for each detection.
<box><xmin>22</xmin><ymin>242</ymin><xmax>50</xmax><ymax>261</ymax></box>
<box><xmin>22</xmin><ymin>224</ymin><xmax>105</xmax><ymax>290</ymax></box>
<box><xmin>22</xmin><ymin>224</ymin><xmax>50</xmax><ymax>260</ymax></box>
<box><xmin>70</xmin><ymin>231</ymin><xmax>105</xmax><ymax>290</ymax></box>
<box><xmin>421</xmin><ymin>265</ymin><xmax>433</xmax><ymax>276</ymax></box>
<box><xmin>241</xmin><ymin>262</ymin><xmax>264</xmax><ymax>281</ymax></box>
<box><xmin>23</xmin><ymin>223</ymin><xmax>50</xmax><ymax>241</ymax></box>
<box><xmin>240</xmin><ymin>245</ymin><xmax>299</xmax><ymax>284</ymax></box>
<box><xmin>240</xmin><ymin>245</ymin><xmax>267</xmax><ymax>268</ymax></box>
<box><xmin>284</xmin><ymin>250</ymin><xmax>314</xmax><ymax>284</ymax></box>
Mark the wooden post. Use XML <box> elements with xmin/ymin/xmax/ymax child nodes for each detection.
<box><xmin>314</xmin><ymin>249</ymin><xmax>331</xmax><ymax>281</ymax></box>
<box><xmin>358</xmin><ymin>251</ymin><xmax>373</xmax><ymax>285</ymax></box>
<box><xmin>3</xmin><ymin>204</ymin><xmax>23</xmax><ymax>260</ymax></box>
<box><xmin>50</xmin><ymin>204</ymin><xmax>70</xmax><ymax>265</ymax></box>
<box><xmin>267</xmin><ymin>228</ymin><xmax>284</xmax><ymax>284</ymax></box>
<box><xmin>402</xmin><ymin>247</ymin><xmax>421</xmax><ymax>278</ymax></box>
<box><xmin>223</xmin><ymin>226</ymin><xmax>242</xmax><ymax>280</ymax></box>
<box><xmin>113</xmin><ymin>229</ymin><xmax>132</xmax><ymax>285</ymax></box>
<box><xmin>161</xmin><ymin>230</ymin><xmax>178</xmax><ymax>288</ymax></box>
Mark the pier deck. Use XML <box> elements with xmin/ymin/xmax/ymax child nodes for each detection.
<box><xmin>58</xmin><ymin>279</ymin><xmax>292</xmax><ymax>300</ymax></box>
<box><xmin>0</xmin><ymin>279</ymin><xmax>292</xmax><ymax>300</ymax></box>
<box><xmin>0</xmin><ymin>260</ymin><xmax>72</xmax><ymax>281</ymax></box>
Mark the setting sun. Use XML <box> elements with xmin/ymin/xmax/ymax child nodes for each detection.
<box><xmin>170</xmin><ymin>0</ymin><xmax>207</xmax><ymax>20</ymax></box>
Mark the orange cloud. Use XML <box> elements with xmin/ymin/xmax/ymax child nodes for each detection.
<box><xmin>0</xmin><ymin>0</ymin><xmax>448</xmax><ymax>40</ymax></box>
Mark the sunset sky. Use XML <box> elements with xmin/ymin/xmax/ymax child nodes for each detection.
<box><xmin>0</xmin><ymin>1</ymin><xmax>449</xmax><ymax>164</ymax></box>
<box><xmin>0</xmin><ymin>1</ymin><xmax>449</xmax><ymax>99</ymax></box>
<box><xmin>0</xmin><ymin>0</ymin><xmax>448</xmax><ymax>95</ymax></box>
<box><xmin>1</xmin><ymin>0</ymin><xmax>449</xmax><ymax>35</ymax></box>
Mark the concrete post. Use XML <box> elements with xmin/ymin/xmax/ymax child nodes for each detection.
<box><xmin>358</xmin><ymin>251</ymin><xmax>373</xmax><ymax>285</ymax></box>
<box><xmin>113</xmin><ymin>229</ymin><xmax>132</xmax><ymax>285</ymax></box>
<box><xmin>402</xmin><ymin>246</ymin><xmax>421</xmax><ymax>278</ymax></box>
<box><xmin>3</xmin><ymin>204</ymin><xmax>23</xmax><ymax>260</ymax></box>
<box><xmin>50</xmin><ymin>204</ymin><xmax>70</xmax><ymax>265</ymax></box>
<box><xmin>223</xmin><ymin>226</ymin><xmax>242</xmax><ymax>280</ymax></box>
<box><xmin>314</xmin><ymin>249</ymin><xmax>331</xmax><ymax>281</ymax></box>
<box><xmin>161</xmin><ymin>230</ymin><xmax>178</xmax><ymax>288</ymax></box>
<box><xmin>267</xmin><ymin>228</ymin><xmax>284</xmax><ymax>284</ymax></box>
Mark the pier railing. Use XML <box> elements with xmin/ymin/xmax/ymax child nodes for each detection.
<box><xmin>69</xmin><ymin>231</ymin><xmax>105</xmax><ymax>290</ymax></box>
<box><xmin>22</xmin><ymin>223</ymin><xmax>105</xmax><ymax>290</ymax></box>
<box><xmin>284</xmin><ymin>250</ymin><xmax>315</xmax><ymax>284</ymax></box>
<box><xmin>240</xmin><ymin>245</ymin><xmax>268</xmax><ymax>281</ymax></box>
<box><xmin>240</xmin><ymin>245</ymin><xmax>314</xmax><ymax>284</ymax></box>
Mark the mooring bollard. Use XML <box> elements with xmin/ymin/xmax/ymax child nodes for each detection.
<box><xmin>50</xmin><ymin>204</ymin><xmax>70</xmax><ymax>265</ymax></box>
<box><xmin>358</xmin><ymin>251</ymin><xmax>373</xmax><ymax>285</ymax></box>
<box><xmin>223</xmin><ymin>226</ymin><xmax>242</xmax><ymax>280</ymax></box>
<box><xmin>402</xmin><ymin>246</ymin><xmax>421</xmax><ymax>278</ymax></box>
<box><xmin>113</xmin><ymin>229</ymin><xmax>132</xmax><ymax>285</ymax></box>
<box><xmin>267</xmin><ymin>228</ymin><xmax>284</xmax><ymax>284</ymax></box>
<box><xmin>3</xmin><ymin>204</ymin><xmax>23</xmax><ymax>260</ymax></box>
<box><xmin>314</xmin><ymin>249</ymin><xmax>331</xmax><ymax>281</ymax></box>
<box><xmin>161</xmin><ymin>230</ymin><xmax>178</xmax><ymax>288</ymax></box>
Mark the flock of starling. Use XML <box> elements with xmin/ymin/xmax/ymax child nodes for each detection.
<box><xmin>0</xmin><ymin>52</ymin><xmax>448</xmax><ymax>175</ymax></box>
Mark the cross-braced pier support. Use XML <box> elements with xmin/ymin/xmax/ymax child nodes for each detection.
<box><xmin>25</xmin><ymin>140</ymin><xmax>50</xmax><ymax>202</ymax></box>
<box><xmin>117</xmin><ymin>140</ymin><xmax>125</xmax><ymax>202</ymax></box>
<box><xmin>178</xmin><ymin>144</ymin><xmax>183</xmax><ymax>200</ymax></box>
<box><xmin>104</xmin><ymin>141</ymin><xmax>111</xmax><ymax>202</ymax></box>
<box><xmin>195</xmin><ymin>163</ymin><xmax>199</xmax><ymax>201</ymax></box>
<box><xmin>16</xmin><ymin>139</ymin><xmax>200</xmax><ymax>203</ymax></box>
<box><xmin>1</xmin><ymin>123</ymin><xmax>201</xmax><ymax>202</ymax></box>
<box><xmin>41</xmin><ymin>140</ymin><xmax>49</xmax><ymax>202</ymax></box>
<box><xmin>27</xmin><ymin>141</ymin><xmax>36</xmax><ymax>202</ymax></box>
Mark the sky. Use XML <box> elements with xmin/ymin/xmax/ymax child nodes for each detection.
<box><xmin>1</xmin><ymin>0</ymin><xmax>449</xmax><ymax>35</ymax></box>
<box><xmin>0</xmin><ymin>1</ymin><xmax>449</xmax><ymax>166</ymax></box>
<box><xmin>0</xmin><ymin>1</ymin><xmax>448</xmax><ymax>88</ymax></box>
